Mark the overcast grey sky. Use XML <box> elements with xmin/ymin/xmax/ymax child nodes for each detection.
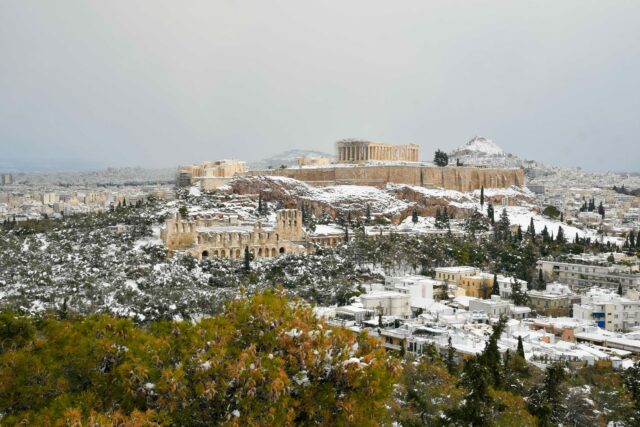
<box><xmin>1</xmin><ymin>1</ymin><xmax>639</xmax><ymax>172</ymax></box>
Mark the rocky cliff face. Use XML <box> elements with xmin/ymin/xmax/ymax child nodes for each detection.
<box><xmin>221</xmin><ymin>176</ymin><xmax>531</xmax><ymax>224</ymax></box>
<box><xmin>244</xmin><ymin>164</ymin><xmax>524</xmax><ymax>192</ymax></box>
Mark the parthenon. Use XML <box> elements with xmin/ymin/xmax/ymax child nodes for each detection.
<box><xmin>336</xmin><ymin>139</ymin><xmax>419</xmax><ymax>163</ymax></box>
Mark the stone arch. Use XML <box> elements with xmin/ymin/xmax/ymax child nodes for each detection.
<box><xmin>279</xmin><ymin>247</ymin><xmax>285</xmax><ymax>254</ymax></box>
<box><xmin>235</xmin><ymin>249</ymin><xmax>241</xmax><ymax>258</ymax></box>
<box><xmin>271</xmin><ymin>248</ymin><xmax>277</xmax><ymax>257</ymax></box>
<box><xmin>213</xmin><ymin>250</ymin><xmax>219</xmax><ymax>257</ymax></box>
<box><xmin>221</xmin><ymin>249</ymin><xmax>226</xmax><ymax>257</ymax></box>
<box><xmin>258</xmin><ymin>248</ymin><xmax>263</xmax><ymax>257</ymax></box>
<box><xmin>202</xmin><ymin>250</ymin><xmax>209</xmax><ymax>259</ymax></box>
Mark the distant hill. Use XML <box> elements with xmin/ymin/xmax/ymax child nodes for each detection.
<box><xmin>249</xmin><ymin>149</ymin><xmax>333</xmax><ymax>170</ymax></box>
<box><xmin>13</xmin><ymin>167</ymin><xmax>176</xmax><ymax>186</ymax></box>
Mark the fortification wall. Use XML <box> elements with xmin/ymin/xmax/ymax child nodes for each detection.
<box><xmin>244</xmin><ymin>165</ymin><xmax>524</xmax><ymax>191</ymax></box>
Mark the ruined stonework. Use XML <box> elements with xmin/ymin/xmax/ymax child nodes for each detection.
<box><xmin>244</xmin><ymin>165</ymin><xmax>524</xmax><ymax>192</ymax></box>
<box><xmin>336</xmin><ymin>139</ymin><xmax>419</xmax><ymax>163</ymax></box>
<box><xmin>160</xmin><ymin>209</ymin><xmax>343</xmax><ymax>260</ymax></box>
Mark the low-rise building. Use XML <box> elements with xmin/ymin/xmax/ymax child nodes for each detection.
<box><xmin>458</xmin><ymin>272</ymin><xmax>494</xmax><ymax>299</ymax></box>
<box><xmin>527</xmin><ymin>282</ymin><xmax>580</xmax><ymax>316</ymax></box>
<box><xmin>573</xmin><ymin>288</ymin><xmax>640</xmax><ymax>332</ymax></box>
<box><xmin>360</xmin><ymin>291</ymin><xmax>411</xmax><ymax>318</ymax></box>
<box><xmin>538</xmin><ymin>259</ymin><xmax>640</xmax><ymax>292</ymax></box>
<box><xmin>384</xmin><ymin>275</ymin><xmax>438</xmax><ymax>310</ymax></box>
<box><xmin>469</xmin><ymin>295</ymin><xmax>511</xmax><ymax>318</ymax></box>
<box><xmin>435</xmin><ymin>266</ymin><xmax>481</xmax><ymax>284</ymax></box>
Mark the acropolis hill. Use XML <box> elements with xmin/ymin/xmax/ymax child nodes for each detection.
<box><xmin>243</xmin><ymin>139</ymin><xmax>524</xmax><ymax>192</ymax></box>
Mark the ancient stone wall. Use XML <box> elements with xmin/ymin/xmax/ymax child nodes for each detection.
<box><xmin>244</xmin><ymin>165</ymin><xmax>524</xmax><ymax>192</ymax></box>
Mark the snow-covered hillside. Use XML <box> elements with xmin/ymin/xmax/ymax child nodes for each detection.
<box><xmin>448</xmin><ymin>136</ymin><xmax>535</xmax><ymax>169</ymax></box>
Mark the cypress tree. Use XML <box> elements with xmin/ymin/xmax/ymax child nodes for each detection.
<box><xmin>541</xmin><ymin>225</ymin><xmax>550</xmax><ymax>242</ymax></box>
<box><xmin>492</xmin><ymin>273</ymin><xmax>500</xmax><ymax>296</ymax></box>
<box><xmin>517</xmin><ymin>336</ymin><xmax>525</xmax><ymax>358</ymax></box>
<box><xmin>556</xmin><ymin>226</ymin><xmax>565</xmax><ymax>243</ymax></box>
<box><xmin>244</xmin><ymin>246</ymin><xmax>251</xmax><ymax>272</ymax></box>
<box><xmin>527</xmin><ymin>217</ymin><xmax>536</xmax><ymax>237</ymax></box>
<box><xmin>618</xmin><ymin>283</ymin><xmax>624</xmax><ymax>296</ymax></box>
<box><xmin>411</xmin><ymin>208</ymin><xmax>418</xmax><ymax>224</ymax></box>
<box><xmin>480</xmin><ymin>186</ymin><xmax>485</xmax><ymax>208</ymax></box>
<box><xmin>516</xmin><ymin>225</ymin><xmax>523</xmax><ymax>241</ymax></box>
<box><xmin>365</xmin><ymin>204</ymin><xmax>371</xmax><ymax>223</ymax></box>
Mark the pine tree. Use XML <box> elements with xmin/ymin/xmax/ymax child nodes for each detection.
<box><xmin>516</xmin><ymin>225</ymin><xmax>523</xmax><ymax>241</ymax></box>
<box><xmin>495</xmin><ymin>208</ymin><xmax>510</xmax><ymax>240</ymax></box>
<box><xmin>480</xmin><ymin>186</ymin><xmax>485</xmax><ymax>208</ymax></box>
<box><xmin>411</xmin><ymin>208</ymin><xmax>418</xmax><ymax>224</ymax></box>
<box><xmin>487</xmin><ymin>203</ymin><xmax>495</xmax><ymax>225</ymax></box>
<box><xmin>456</xmin><ymin>359</ymin><xmax>492</xmax><ymax>425</ymax></box>
<box><xmin>556</xmin><ymin>226</ymin><xmax>565</xmax><ymax>244</ymax></box>
<box><xmin>479</xmin><ymin>316</ymin><xmax>508</xmax><ymax>388</ymax></box>
<box><xmin>623</xmin><ymin>360</ymin><xmax>640</xmax><ymax>413</ymax></box>
<box><xmin>528</xmin><ymin>362</ymin><xmax>567</xmax><ymax>426</ymax></box>
<box><xmin>434</xmin><ymin>149</ymin><xmax>449</xmax><ymax>167</ymax></box>
<box><xmin>517</xmin><ymin>336</ymin><xmax>525</xmax><ymax>359</ymax></box>
<box><xmin>446</xmin><ymin>336</ymin><xmax>457</xmax><ymax>375</ymax></box>
<box><xmin>511</xmin><ymin>280</ymin><xmax>529</xmax><ymax>306</ymax></box>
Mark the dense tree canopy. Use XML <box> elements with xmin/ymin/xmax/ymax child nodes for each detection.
<box><xmin>0</xmin><ymin>291</ymin><xmax>400</xmax><ymax>426</ymax></box>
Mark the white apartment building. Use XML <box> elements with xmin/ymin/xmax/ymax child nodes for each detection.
<box><xmin>384</xmin><ymin>275</ymin><xmax>438</xmax><ymax>310</ymax></box>
<box><xmin>469</xmin><ymin>295</ymin><xmax>511</xmax><ymax>318</ymax></box>
<box><xmin>538</xmin><ymin>259</ymin><xmax>640</xmax><ymax>291</ymax></box>
<box><xmin>497</xmin><ymin>275</ymin><xmax>528</xmax><ymax>299</ymax></box>
<box><xmin>573</xmin><ymin>288</ymin><xmax>640</xmax><ymax>332</ymax></box>
<box><xmin>360</xmin><ymin>291</ymin><xmax>412</xmax><ymax>318</ymax></box>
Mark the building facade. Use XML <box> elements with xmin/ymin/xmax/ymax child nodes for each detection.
<box><xmin>336</xmin><ymin>139</ymin><xmax>419</xmax><ymax>163</ymax></box>
<box><xmin>177</xmin><ymin>160</ymin><xmax>246</xmax><ymax>189</ymax></box>
<box><xmin>161</xmin><ymin>209</ymin><xmax>343</xmax><ymax>260</ymax></box>
<box><xmin>538</xmin><ymin>259</ymin><xmax>640</xmax><ymax>292</ymax></box>
<box><xmin>573</xmin><ymin>288</ymin><xmax>640</xmax><ymax>332</ymax></box>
